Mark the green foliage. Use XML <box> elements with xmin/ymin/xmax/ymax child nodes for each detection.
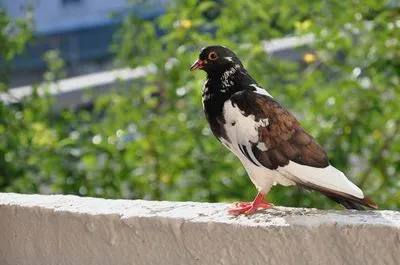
<box><xmin>1</xmin><ymin>0</ymin><xmax>399</xmax><ymax>209</ymax></box>
<box><xmin>0</xmin><ymin>5</ymin><xmax>33</xmax><ymax>89</ymax></box>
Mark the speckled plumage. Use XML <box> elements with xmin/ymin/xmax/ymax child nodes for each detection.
<box><xmin>191</xmin><ymin>45</ymin><xmax>377</xmax><ymax>211</ymax></box>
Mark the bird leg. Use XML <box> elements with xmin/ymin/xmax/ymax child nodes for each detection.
<box><xmin>228</xmin><ymin>192</ymin><xmax>274</xmax><ymax>215</ymax></box>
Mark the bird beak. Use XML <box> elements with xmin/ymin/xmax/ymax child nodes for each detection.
<box><xmin>190</xmin><ymin>59</ymin><xmax>204</xmax><ymax>71</ymax></box>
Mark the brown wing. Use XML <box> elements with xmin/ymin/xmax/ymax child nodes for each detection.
<box><xmin>230</xmin><ymin>90</ymin><xmax>329</xmax><ymax>170</ymax></box>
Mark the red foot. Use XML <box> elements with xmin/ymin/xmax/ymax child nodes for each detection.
<box><xmin>228</xmin><ymin>192</ymin><xmax>274</xmax><ymax>215</ymax></box>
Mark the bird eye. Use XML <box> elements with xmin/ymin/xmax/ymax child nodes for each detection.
<box><xmin>208</xmin><ymin>52</ymin><xmax>218</xmax><ymax>61</ymax></box>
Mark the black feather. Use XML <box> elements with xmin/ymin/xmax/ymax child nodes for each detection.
<box><xmin>326</xmin><ymin>195</ymin><xmax>366</xmax><ymax>210</ymax></box>
<box><xmin>298</xmin><ymin>182</ymin><xmax>377</xmax><ymax>210</ymax></box>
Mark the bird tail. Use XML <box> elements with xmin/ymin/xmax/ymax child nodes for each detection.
<box><xmin>298</xmin><ymin>182</ymin><xmax>378</xmax><ymax>210</ymax></box>
<box><xmin>325</xmin><ymin>193</ymin><xmax>378</xmax><ymax>210</ymax></box>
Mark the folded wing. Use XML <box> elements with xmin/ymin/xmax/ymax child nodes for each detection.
<box><xmin>225</xmin><ymin>90</ymin><xmax>377</xmax><ymax>209</ymax></box>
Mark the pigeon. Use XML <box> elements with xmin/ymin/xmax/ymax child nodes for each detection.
<box><xmin>190</xmin><ymin>45</ymin><xmax>377</xmax><ymax>215</ymax></box>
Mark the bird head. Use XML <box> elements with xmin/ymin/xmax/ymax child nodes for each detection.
<box><xmin>190</xmin><ymin>46</ymin><xmax>242</xmax><ymax>76</ymax></box>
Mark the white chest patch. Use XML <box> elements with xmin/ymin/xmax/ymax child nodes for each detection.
<box><xmin>250</xmin><ymin>84</ymin><xmax>273</xmax><ymax>98</ymax></box>
<box><xmin>221</xmin><ymin>64</ymin><xmax>240</xmax><ymax>89</ymax></box>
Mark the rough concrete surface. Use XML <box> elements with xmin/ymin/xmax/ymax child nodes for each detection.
<box><xmin>0</xmin><ymin>193</ymin><xmax>399</xmax><ymax>265</ymax></box>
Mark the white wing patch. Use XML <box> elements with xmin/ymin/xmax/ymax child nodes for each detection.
<box><xmin>250</xmin><ymin>84</ymin><xmax>273</xmax><ymax>98</ymax></box>
<box><xmin>223</xmin><ymin>99</ymin><xmax>268</xmax><ymax>144</ymax></box>
<box><xmin>279</xmin><ymin>161</ymin><xmax>365</xmax><ymax>199</ymax></box>
<box><xmin>220</xmin><ymin>90</ymin><xmax>363</xmax><ymax>199</ymax></box>
<box><xmin>221</xmin><ymin>99</ymin><xmax>295</xmax><ymax>191</ymax></box>
<box><xmin>256</xmin><ymin>142</ymin><xmax>268</xmax><ymax>151</ymax></box>
<box><xmin>222</xmin><ymin>99</ymin><xmax>270</xmax><ymax>168</ymax></box>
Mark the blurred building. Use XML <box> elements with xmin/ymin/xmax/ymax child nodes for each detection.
<box><xmin>2</xmin><ymin>0</ymin><xmax>166</xmax><ymax>87</ymax></box>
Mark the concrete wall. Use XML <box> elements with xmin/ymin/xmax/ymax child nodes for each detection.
<box><xmin>0</xmin><ymin>193</ymin><xmax>399</xmax><ymax>265</ymax></box>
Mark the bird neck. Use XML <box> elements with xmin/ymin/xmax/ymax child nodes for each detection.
<box><xmin>206</xmin><ymin>63</ymin><xmax>256</xmax><ymax>95</ymax></box>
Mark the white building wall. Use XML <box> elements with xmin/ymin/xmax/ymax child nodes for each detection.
<box><xmin>3</xmin><ymin>0</ymin><xmax>129</xmax><ymax>33</ymax></box>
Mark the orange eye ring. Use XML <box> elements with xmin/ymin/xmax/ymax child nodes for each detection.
<box><xmin>208</xmin><ymin>52</ymin><xmax>218</xmax><ymax>61</ymax></box>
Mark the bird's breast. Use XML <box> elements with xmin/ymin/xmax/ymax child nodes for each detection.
<box><xmin>202</xmin><ymin>94</ymin><xmax>230</xmax><ymax>141</ymax></box>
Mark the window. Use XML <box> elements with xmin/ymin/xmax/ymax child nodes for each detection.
<box><xmin>61</xmin><ymin>0</ymin><xmax>82</xmax><ymax>6</ymax></box>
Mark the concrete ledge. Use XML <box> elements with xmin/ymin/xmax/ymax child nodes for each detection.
<box><xmin>0</xmin><ymin>193</ymin><xmax>399</xmax><ymax>265</ymax></box>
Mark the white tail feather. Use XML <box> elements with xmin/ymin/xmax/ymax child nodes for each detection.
<box><xmin>280</xmin><ymin>161</ymin><xmax>364</xmax><ymax>199</ymax></box>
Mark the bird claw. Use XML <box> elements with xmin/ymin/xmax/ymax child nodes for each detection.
<box><xmin>228</xmin><ymin>201</ymin><xmax>274</xmax><ymax>215</ymax></box>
